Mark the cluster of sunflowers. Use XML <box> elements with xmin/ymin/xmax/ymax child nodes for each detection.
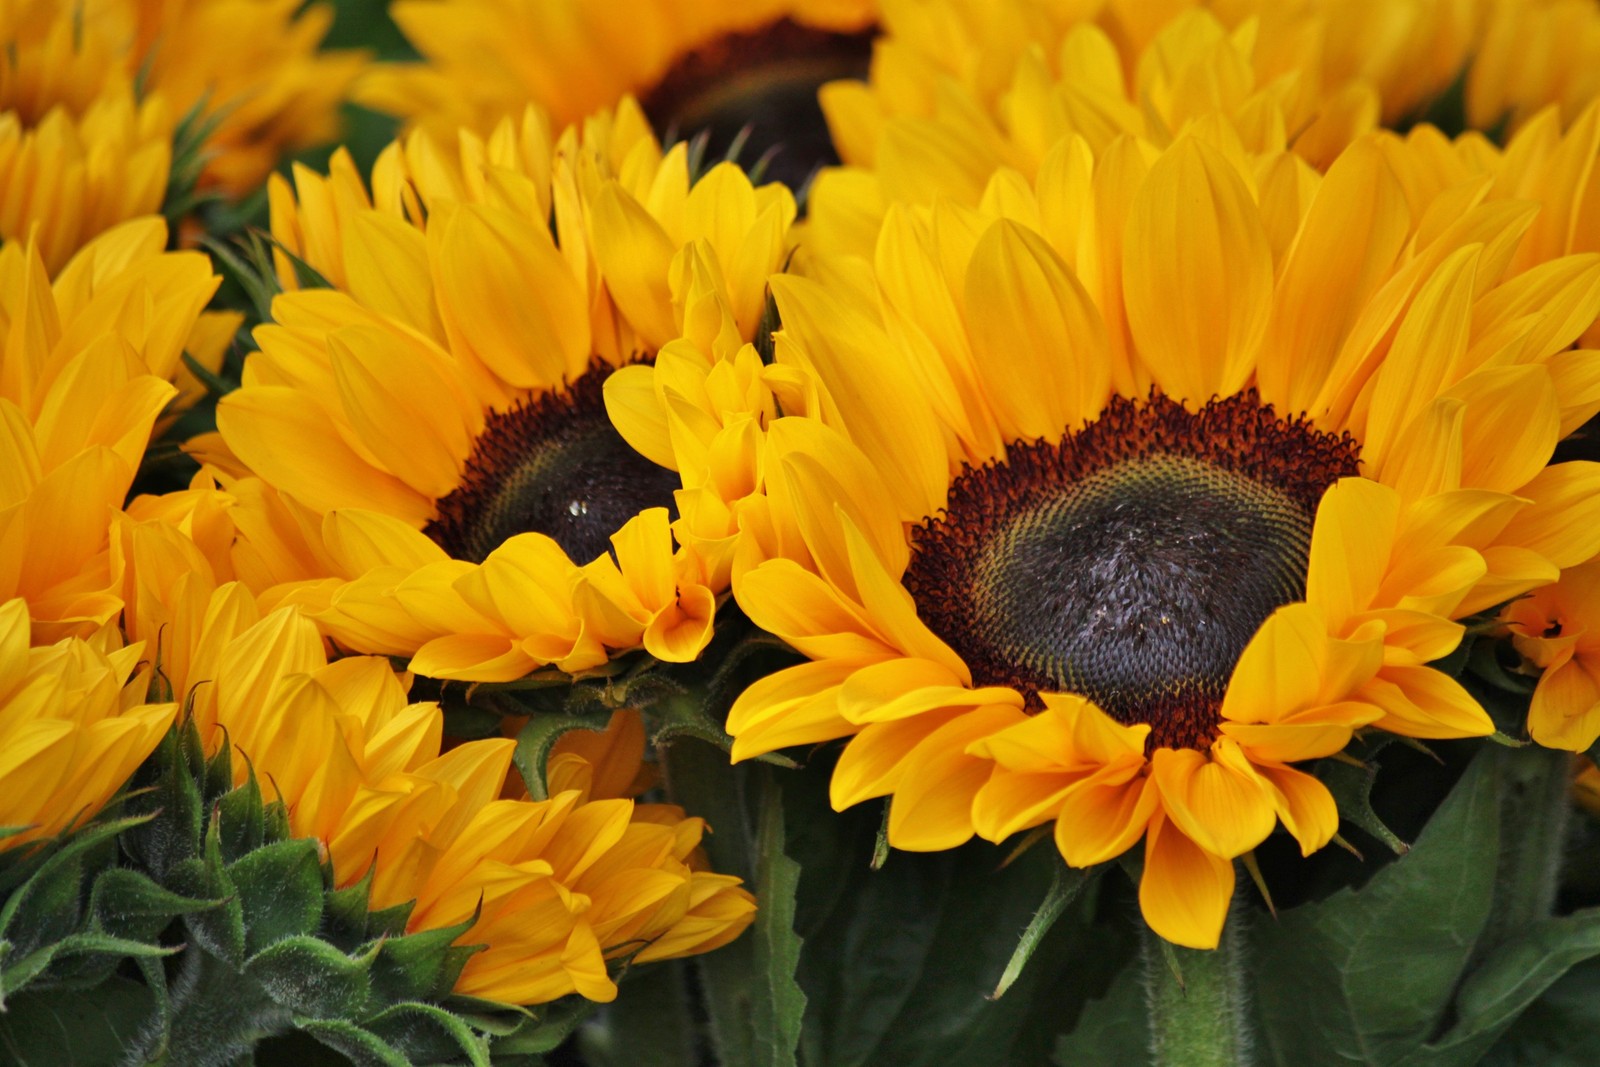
<box><xmin>10</xmin><ymin>0</ymin><xmax>1600</xmax><ymax>1063</ymax></box>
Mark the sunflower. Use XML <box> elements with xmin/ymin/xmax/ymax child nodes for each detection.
<box><xmin>727</xmin><ymin>130</ymin><xmax>1600</xmax><ymax>947</ymax></box>
<box><xmin>0</xmin><ymin>221</ymin><xmax>219</xmax><ymax>641</ymax></box>
<box><xmin>0</xmin><ymin>598</ymin><xmax>171</xmax><ymax>852</ymax></box>
<box><xmin>0</xmin><ymin>3</ymin><xmax>169</xmax><ymax>271</ymax></box>
<box><xmin>0</xmin><ymin>1</ymin><xmax>359</xmax><ymax>265</ymax></box>
<box><xmin>113</xmin><ymin>516</ymin><xmax>756</xmax><ymax>1004</ymax></box>
<box><xmin>215</xmin><ymin>104</ymin><xmax>789</xmax><ymax>682</ymax></box>
<box><xmin>123</xmin><ymin>0</ymin><xmax>365</xmax><ymax>197</ymax></box>
<box><xmin>807</xmin><ymin>1</ymin><xmax>1547</xmax><ymax>261</ymax></box>
<box><xmin>358</xmin><ymin>0</ymin><xmax>876</xmax><ymax>188</ymax></box>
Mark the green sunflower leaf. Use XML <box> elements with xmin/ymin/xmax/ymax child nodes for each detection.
<box><xmin>0</xmin><ymin>976</ymin><xmax>159</xmax><ymax>1067</ymax></box>
<box><xmin>1050</xmin><ymin>952</ymin><xmax>1148</xmax><ymax>1066</ymax></box>
<box><xmin>1249</xmin><ymin>745</ymin><xmax>1501</xmax><ymax>1066</ymax></box>
<box><xmin>580</xmin><ymin>960</ymin><xmax>698</xmax><ymax>1067</ymax></box>
<box><xmin>767</xmin><ymin>761</ymin><xmax>1115</xmax><ymax>1067</ymax></box>
<box><xmin>1399</xmin><ymin>907</ymin><xmax>1600</xmax><ymax>1066</ymax></box>
<box><xmin>1483</xmin><ymin>956</ymin><xmax>1600</xmax><ymax>1065</ymax></box>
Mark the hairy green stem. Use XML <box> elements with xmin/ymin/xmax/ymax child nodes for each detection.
<box><xmin>1141</xmin><ymin>893</ymin><xmax>1253</xmax><ymax>1067</ymax></box>
<box><xmin>1483</xmin><ymin>743</ymin><xmax>1574</xmax><ymax>950</ymax></box>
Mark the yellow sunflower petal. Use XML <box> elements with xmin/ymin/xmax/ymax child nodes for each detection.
<box><xmin>1149</xmin><ymin>740</ymin><xmax>1277</xmax><ymax>860</ymax></box>
<box><xmin>886</xmin><ymin>704</ymin><xmax>1020</xmax><ymax>852</ymax></box>
<box><xmin>964</xmin><ymin>218</ymin><xmax>1111</xmax><ymax>442</ymax></box>
<box><xmin>1123</xmin><ymin>136</ymin><xmax>1272</xmax><ymax>403</ymax></box>
<box><xmin>1139</xmin><ymin>812</ymin><xmax>1234</xmax><ymax>951</ymax></box>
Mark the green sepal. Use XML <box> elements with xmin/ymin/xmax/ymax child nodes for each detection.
<box><xmin>257</xmin><ymin>230</ymin><xmax>337</xmax><ymax>291</ymax></box>
<box><xmin>0</xmin><ymin>933</ymin><xmax>178</xmax><ymax>1007</ymax></box>
<box><xmin>163</xmin><ymin>811</ymin><xmax>249</xmax><ymax>968</ymax></box>
<box><xmin>0</xmin><ymin>816</ymin><xmax>142</xmax><ymax>951</ymax></box>
<box><xmin>991</xmin><ymin>862</ymin><xmax>1095</xmax><ymax>1000</ymax></box>
<box><xmin>0</xmin><ymin>815</ymin><xmax>164</xmax><ymax>1004</ymax></box>
<box><xmin>180</xmin><ymin>350</ymin><xmax>238</xmax><ymax>400</ymax></box>
<box><xmin>122</xmin><ymin>726</ymin><xmax>207</xmax><ymax>879</ymax></box>
<box><xmin>326</xmin><ymin>864</ymin><xmax>415</xmax><ymax>947</ymax></box>
<box><xmin>230</xmin><ymin>838</ymin><xmax>326</xmax><ymax>954</ymax></box>
<box><xmin>162</xmin><ymin>95</ymin><xmax>228</xmax><ymax>226</ymax></box>
<box><xmin>367</xmin><ymin>912</ymin><xmax>483</xmax><ymax>1003</ymax></box>
<box><xmin>364</xmin><ymin>1000</ymin><xmax>494</xmax><ymax>1066</ymax></box>
<box><xmin>214</xmin><ymin>754</ymin><xmax>270</xmax><ymax>864</ymax></box>
<box><xmin>467</xmin><ymin>995</ymin><xmax>593</xmax><ymax>1054</ymax></box>
<box><xmin>90</xmin><ymin>866</ymin><xmax>222</xmax><ymax>945</ymax></box>
<box><xmin>1318</xmin><ymin>734</ymin><xmax>1411</xmax><ymax>857</ymax></box>
<box><xmin>512</xmin><ymin>711</ymin><xmax>616</xmax><ymax>801</ymax></box>
<box><xmin>244</xmin><ymin>935</ymin><xmax>375</xmax><ymax>1020</ymax></box>
<box><xmin>292</xmin><ymin>1017</ymin><xmax>412</xmax><ymax>1067</ymax></box>
<box><xmin>198</xmin><ymin>231</ymin><xmax>282</xmax><ymax>325</ymax></box>
<box><xmin>755</xmin><ymin>288</ymin><xmax>781</xmax><ymax>364</ymax></box>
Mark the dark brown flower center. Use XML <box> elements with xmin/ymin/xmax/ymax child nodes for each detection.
<box><xmin>903</xmin><ymin>392</ymin><xmax>1361</xmax><ymax>750</ymax></box>
<box><xmin>640</xmin><ymin>17</ymin><xmax>874</xmax><ymax>191</ymax></box>
<box><xmin>425</xmin><ymin>364</ymin><xmax>680</xmax><ymax>565</ymax></box>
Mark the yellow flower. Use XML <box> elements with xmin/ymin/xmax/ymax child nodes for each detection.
<box><xmin>0</xmin><ymin>0</ymin><xmax>360</xmax><ymax>266</ymax></box>
<box><xmin>0</xmin><ymin>598</ymin><xmax>171</xmax><ymax>850</ymax></box>
<box><xmin>359</xmin><ymin>0</ymin><xmax>875</xmax><ymax>132</ymax></box>
<box><xmin>113</xmin><ymin>520</ymin><xmax>755</xmax><ymax>1005</ymax></box>
<box><xmin>125</xmin><ymin>0</ymin><xmax>366</xmax><ymax>197</ymax></box>
<box><xmin>217</xmin><ymin>106</ymin><xmax>792</xmax><ymax>681</ymax></box>
<box><xmin>0</xmin><ymin>221</ymin><xmax>218</xmax><ymax>641</ymax></box>
<box><xmin>1504</xmin><ymin>559</ymin><xmax>1600</xmax><ymax>752</ymax></box>
<box><xmin>728</xmin><ymin>130</ymin><xmax>1600</xmax><ymax>948</ymax></box>
<box><xmin>806</xmin><ymin>1</ymin><xmax>1536</xmax><ymax>260</ymax></box>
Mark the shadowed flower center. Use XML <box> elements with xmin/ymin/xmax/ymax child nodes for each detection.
<box><xmin>903</xmin><ymin>392</ymin><xmax>1361</xmax><ymax>750</ymax></box>
<box><xmin>425</xmin><ymin>364</ymin><xmax>681</xmax><ymax>565</ymax></box>
<box><xmin>640</xmin><ymin>18</ymin><xmax>874</xmax><ymax>191</ymax></box>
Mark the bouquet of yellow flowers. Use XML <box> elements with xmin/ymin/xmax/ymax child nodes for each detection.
<box><xmin>6</xmin><ymin>1</ymin><xmax>1600</xmax><ymax>1064</ymax></box>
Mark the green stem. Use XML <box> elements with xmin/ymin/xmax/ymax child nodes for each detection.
<box><xmin>1483</xmin><ymin>743</ymin><xmax>1574</xmax><ymax>950</ymax></box>
<box><xmin>1141</xmin><ymin>894</ymin><xmax>1253</xmax><ymax>1067</ymax></box>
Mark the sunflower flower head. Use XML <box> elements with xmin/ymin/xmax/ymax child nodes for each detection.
<box><xmin>728</xmin><ymin>128</ymin><xmax>1600</xmax><ymax>947</ymax></box>
<box><xmin>217</xmin><ymin>104</ymin><xmax>794</xmax><ymax>683</ymax></box>
<box><xmin>359</xmin><ymin>0</ymin><xmax>877</xmax><ymax>188</ymax></box>
<box><xmin>0</xmin><ymin>0</ymin><xmax>360</xmax><ymax>266</ymax></box>
<box><xmin>111</xmin><ymin>521</ymin><xmax>756</xmax><ymax>1005</ymax></box>
<box><xmin>0</xmin><ymin>5</ymin><xmax>169</xmax><ymax>271</ymax></box>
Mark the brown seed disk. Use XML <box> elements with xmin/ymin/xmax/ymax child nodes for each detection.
<box><xmin>902</xmin><ymin>391</ymin><xmax>1362</xmax><ymax>751</ymax></box>
<box><xmin>426</xmin><ymin>363</ymin><xmax>681</xmax><ymax>566</ymax></box>
<box><xmin>640</xmin><ymin>17</ymin><xmax>875</xmax><ymax>190</ymax></box>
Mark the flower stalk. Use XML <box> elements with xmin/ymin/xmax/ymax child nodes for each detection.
<box><xmin>1141</xmin><ymin>893</ymin><xmax>1253</xmax><ymax>1067</ymax></box>
<box><xmin>1483</xmin><ymin>742</ymin><xmax>1575</xmax><ymax>950</ymax></box>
